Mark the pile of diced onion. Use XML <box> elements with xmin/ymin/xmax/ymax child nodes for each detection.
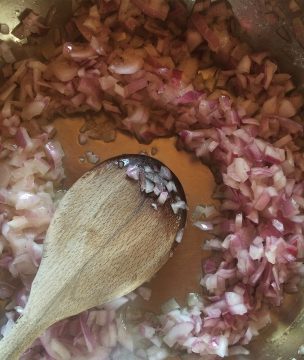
<box><xmin>0</xmin><ymin>0</ymin><xmax>304</xmax><ymax>358</ymax></box>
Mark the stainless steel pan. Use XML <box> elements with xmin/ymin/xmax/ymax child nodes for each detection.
<box><xmin>0</xmin><ymin>1</ymin><xmax>303</xmax><ymax>359</ymax></box>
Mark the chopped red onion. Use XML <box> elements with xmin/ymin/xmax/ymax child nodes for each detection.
<box><xmin>194</xmin><ymin>221</ymin><xmax>213</xmax><ymax>231</ymax></box>
<box><xmin>44</xmin><ymin>141</ymin><xmax>64</xmax><ymax>169</ymax></box>
<box><xmin>137</xmin><ymin>286</ymin><xmax>152</xmax><ymax>301</ymax></box>
<box><xmin>126</xmin><ymin>165</ymin><xmax>140</xmax><ymax>181</ymax></box>
<box><xmin>159</xmin><ymin>166</ymin><xmax>172</xmax><ymax>180</ymax></box>
<box><xmin>146</xmin><ymin>346</ymin><xmax>169</xmax><ymax>360</ymax></box>
<box><xmin>78</xmin><ymin>133</ymin><xmax>88</xmax><ymax>145</ymax></box>
<box><xmin>1</xmin><ymin>0</ymin><xmax>304</xmax><ymax>358</ymax></box>
<box><xmin>298</xmin><ymin>344</ymin><xmax>304</xmax><ymax>355</ymax></box>
<box><xmin>50</xmin><ymin>59</ymin><xmax>79</xmax><ymax>82</ymax></box>
<box><xmin>171</xmin><ymin>200</ymin><xmax>187</xmax><ymax>214</ymax></box>
<box><xmin>15</xmin><ymin>127</ymin><xmax>34</xmax><ymax>150</ymax></box>
<box><xmin>175</xmin><ymin>228</ymin><xmax>184</xmax><ymax>243</ymax></box>
<box><xmin>158</xmin><ymin>191</ymin><xmax>168</xmax><ymax>205</ymax></box>
<box><xmin>109</xmin><ymin>56</ymin><xmax>144</xmax><ymax>75</ymax></box>
<box><xmin>191</xmin><ymin>13</ymin><xmax>220</xmax><ymax>52</ymax></box>
<box><xmin>131</xmin><ymin>0</ymin><xmax>169</xmax><ymax>21</ymax></box>
<box><xmin>85</xmin><ymin>151</ymin><xmax>100</xmax><ymax>164</ymax></box>
<box><xmin>166</xmin><ymin>181</ymin><xmax>177</xmax><ymax>193</ymax></box>
<box><xmin>163</xmin><ymin>322</ymin><xmax>194</xmax><ymax>347</ymax></box>
<box><xmin>125</xmin><ymin>163</ymin><xmax>185</xmax><ymax>216</ymax></box>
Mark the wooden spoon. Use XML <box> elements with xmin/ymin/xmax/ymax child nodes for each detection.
<box><xmin>0</xmin><ymin>154</ymin><xmax>186</xmax><ymax>360</ymax></box>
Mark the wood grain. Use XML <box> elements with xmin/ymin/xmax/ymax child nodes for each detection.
<box><xmin>0</xmin><ymin>155</ymin><xmax>186</xmax><ymax>360</ymax></box>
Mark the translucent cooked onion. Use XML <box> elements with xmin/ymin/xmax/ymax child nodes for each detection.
<box><xmin>1</xmin><ymin>0</ymin><xmax>304</xmax><ymax>359</ymax></box>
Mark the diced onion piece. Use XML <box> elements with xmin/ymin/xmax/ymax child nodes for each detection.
<box><xmin>131</xmin><ymin>0</ymin><xmax>169</xmax><ymax>21</ymax></box>
<box><xmin>163</xmin><ymin>322</ymin><xmax>194</xmax><ymax>347</ymax></box>
<box><xmin>50</xmin><ymin>59</ymin><xmax>79</xmax><ymax>82</ymax></box>
<box><xmin>171</xmin><ymin>200</ymin><xmax>187</xmax><ymax>214</ymax></box>
<box><xmin>137</xmin><ymin>286</ymin><xmax>152</xmax><ymax>301</ymax></box>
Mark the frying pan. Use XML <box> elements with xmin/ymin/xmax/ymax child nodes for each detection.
<box><xmin>0</xmin><ymin>1</ymin><xmax>304</xmax><ymax>359</ymax></box>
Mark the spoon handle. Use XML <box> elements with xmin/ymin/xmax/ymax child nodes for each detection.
<box><xmin>0</xmin><ymin>310</ymin><xmax>47</xmax><ymax>360</ymax></box>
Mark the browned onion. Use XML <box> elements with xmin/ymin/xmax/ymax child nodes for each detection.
<box><xmin>0</xmin><ymin>0</ymin><xmax>304</xmax><ymax>359</ymax></box>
